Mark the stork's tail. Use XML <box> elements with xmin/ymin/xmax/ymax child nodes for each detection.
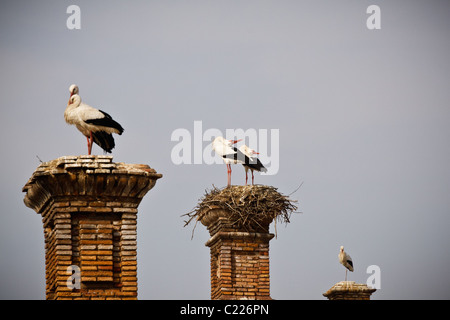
<box><xmin>245</xmin><ymin>158</ymin><xmax>267</xmax><ymax>173</ymax></box>
<box><xmin>92</xmin><ymin>131</ymin><xmax>115</xmax><ymax>153</ymax></box>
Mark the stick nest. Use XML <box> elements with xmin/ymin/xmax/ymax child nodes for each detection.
<box><xmin>183</xmin><ymin>185</ymin><xmax>298</xmax><ymax>237</ymax></box>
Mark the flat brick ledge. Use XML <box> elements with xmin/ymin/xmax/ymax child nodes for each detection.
<box><xmin>22</xmin><ymin>155</ymin><xmax>162</xmax><ymax>214</ymax></box>
<box><xmin>23</xmin><ymin>155</ymin><xmax>162</xmax><ymax>183</ymax></box>
<box><xmin>323</xmin><ymin>281</ymin><xmax>376</xmax><ymax>300</ymax></box>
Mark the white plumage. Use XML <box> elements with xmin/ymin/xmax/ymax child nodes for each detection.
<box><xmin>64</xmin><ymin>86</ymin><xmax>123</xmax><ymax>155</ymax></box>
<box><xmin>238</xmin><ymin>145</ymin><xmax>267</xmax><ymax>185</ymax></box>
<box><xmin>212</xmin><ymin>136</ymin><xmax>243</xmax><ymax>186</ymax></box>
<box><xmin>69</xmin><ymin>84</ymin><xmax>79</xmax><ymax>97</ymax></box>
<box><xmin>338</xmin><ymin>246</ymin><xmax>354</xmax><ymax>281</ymax></box>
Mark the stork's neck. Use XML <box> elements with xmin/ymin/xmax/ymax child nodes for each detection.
<box><xmin>64</xmin><ymin>99</ymin><xmax>81</xmax><ymax>124</ymax></box>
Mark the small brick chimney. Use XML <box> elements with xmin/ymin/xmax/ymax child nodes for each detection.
<box><xmin>323</xmin><ymin>281</ymin><xmax>376</xmax><ymax>300</ymax></box>
<box><xmin>22</xmin><ymin>155</ymin><xmax>162</xmax><ymax>300</ymax></box>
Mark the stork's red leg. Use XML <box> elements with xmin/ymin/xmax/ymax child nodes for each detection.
<box><xmin>245</xmin><ymin>170</ymin><xmax>248</xmax><ymax>185</ymax></box>
<box><xmin>86</xmin><ymin>136</ymin><xmax>90</xmax><ymax>155</ymax></box>
<box><xmin>226</xmin><ymin>164</ymin><xmax>229</xmax><ymax>186</ymax></box>
<box><xmin>88</xmin><ymin>131</ymin><xmax>93</xmax><ymax>155</ymax></box>
<box><xmin>252</xmin><ymin>171</ymin><xmax>255</xmax><ymax>185</ymax></box>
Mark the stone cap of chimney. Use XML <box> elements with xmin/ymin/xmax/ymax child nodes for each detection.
<box><xmin>323</xmin><ymin>281</ymin><xmax>376</xmax><ymax>299</ymax></box>
<box><xmin>22</xmin><ymin>155</ymin><xmax>162</xmax><ymax>214</ymax></box>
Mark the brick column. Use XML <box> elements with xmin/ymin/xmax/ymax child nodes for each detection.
<box><xmin>22</xmin><ymin>155</ymin><xmax>162</xmax><ymax>300</ymax></box>
<box><xmin>200</xmin><ymin>206</ymin><xmax>274</xmax><ymax>300</ymax></box>
<box><xmin>323</xmin><ymin>281</ymin><xmax>376</xmax><ymax>300</ymax></box>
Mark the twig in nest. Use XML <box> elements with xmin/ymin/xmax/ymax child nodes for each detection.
<box><xmin>182</xmin><ymin>185</ymin><xmax>298</xmax><ymax>239</ymax></box>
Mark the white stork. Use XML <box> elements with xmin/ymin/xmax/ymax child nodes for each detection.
<box><xmin>211</xmin><ymin>136</ymin><xmax>244</xmax><ymax>186</ymax></box>
<box><xmin>338</xmin><ymin>246</ymin><xmax>354</xmax><ymax>281</ymax></box>
<box><xmin>64</xmin><ymin>92</ymin><xmax>124</xmax><ymax>155</ymax></box>
<box><xmin>238</xmin><ymin>145</ymin><xmax>267</xmax><ymax>185</ymax></box>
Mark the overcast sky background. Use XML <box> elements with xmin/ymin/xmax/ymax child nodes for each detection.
<box><xmin>1</xmin><ymin>0</ymin><xmax>449</xmax><ymax>300</ymax></box>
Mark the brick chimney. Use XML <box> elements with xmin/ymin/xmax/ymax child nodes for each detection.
<box><xmin>323</xmin><ymin>281</ymin><xmax>376</xmax><ymax>300</ymax></box>
<box><xmin>186</xmin><ymin>185</ymin><xmax>296</xmax><ymax>300</ymax></box>
<box><xmin>22</xmin><ymin>155</ymin><xmax>162</xmax><ymax>300</ymax></box>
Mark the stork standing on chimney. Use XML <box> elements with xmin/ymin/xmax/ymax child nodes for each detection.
<box><xmin>64</xmin><ymin>85</ymin><xmax>124</xmax><ymax>155</ymax></box>
<box><xmin>338</xmin><ymin>246</ymin><xmax>354</xmax><ymax>281</ymax></box>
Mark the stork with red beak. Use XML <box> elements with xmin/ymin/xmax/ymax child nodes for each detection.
<box><xmin>64</xmin><ymin>84</ymin><xmax>124</xmax><ymax>155</ymax></box>
<box><xmin>212</xmin><ymin>136</ymin><xmax>244</xmax><ymax>186</ymax></box>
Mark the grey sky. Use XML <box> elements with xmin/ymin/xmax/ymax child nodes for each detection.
<box><xmin>1</xmin><ymin>0</ymin><xmax>450</xmax><ymax>299</ymax></box>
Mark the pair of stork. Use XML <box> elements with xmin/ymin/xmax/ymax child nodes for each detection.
<box><xmin>64</xmin><ymin>84</ymin><xmax>267</xmax><ymax>186</ymax></box>
<box><xmin>211</xmin><ymin>136</ymin><xmax>267</xmax><ymax>186</ymax></box>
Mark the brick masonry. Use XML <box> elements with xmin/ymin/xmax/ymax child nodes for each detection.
<box><xmin>200</xmin><ymin>208</ymin><xmax>275</xmax><ymax>300</ymax></box>
<box><xmin>22</xmin><ymin>155</ymin><xmax>162</xmax><ymax>300</ymax></box>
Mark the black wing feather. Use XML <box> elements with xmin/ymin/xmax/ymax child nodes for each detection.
<box><xmin>245</xmin><ymin>158</ymin><xmax>267</xmax><ymax>173</ymax></box>
<box><xmin>84</xmin><ymin>110</ymin><xmax>124</xmax><ymax>134</ymax></box>
<box><xmin>221</xmin><ymin>147</ymin><xmax>249</xmax><ymax>163</ymax></box>
<box><xmin>222</xmin><ymin>147</ymin><xmax>267</xmax><ymax>173</ymax></box>
<box><xmin>91</xmin><ymin>131</ymin><xmax>115</xmax><ymax>153</ymax></box>
<box><xmin>347</xmin><ymin>259</ymin><xmax>353</xmax><ymax>269</ymax></box>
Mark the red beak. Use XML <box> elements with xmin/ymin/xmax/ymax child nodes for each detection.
<box><xmin>230</xmin><ymin>139</ymin><xmax>242</xmax><ymax>144</ymax></box>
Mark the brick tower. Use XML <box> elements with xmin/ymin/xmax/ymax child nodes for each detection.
<box><xmin>201</xmin><ymin>207</ymin><xmax>274</xmax><ymax>300</ymax></box>
<box><xmin>22</xmin><ymin>155</ymin><xmax>162</xmax><ymax>300</ymax></box>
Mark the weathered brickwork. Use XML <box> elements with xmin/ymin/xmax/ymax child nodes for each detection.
<box><xmin>23</xmin><ymin>155</ymin><xmax>162</xmax><ymax>300</ymax></box>
<box><xmin>200</xmin><ymin>209</ymin><xmax>275</xmax><ymax>300</ymax></box>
